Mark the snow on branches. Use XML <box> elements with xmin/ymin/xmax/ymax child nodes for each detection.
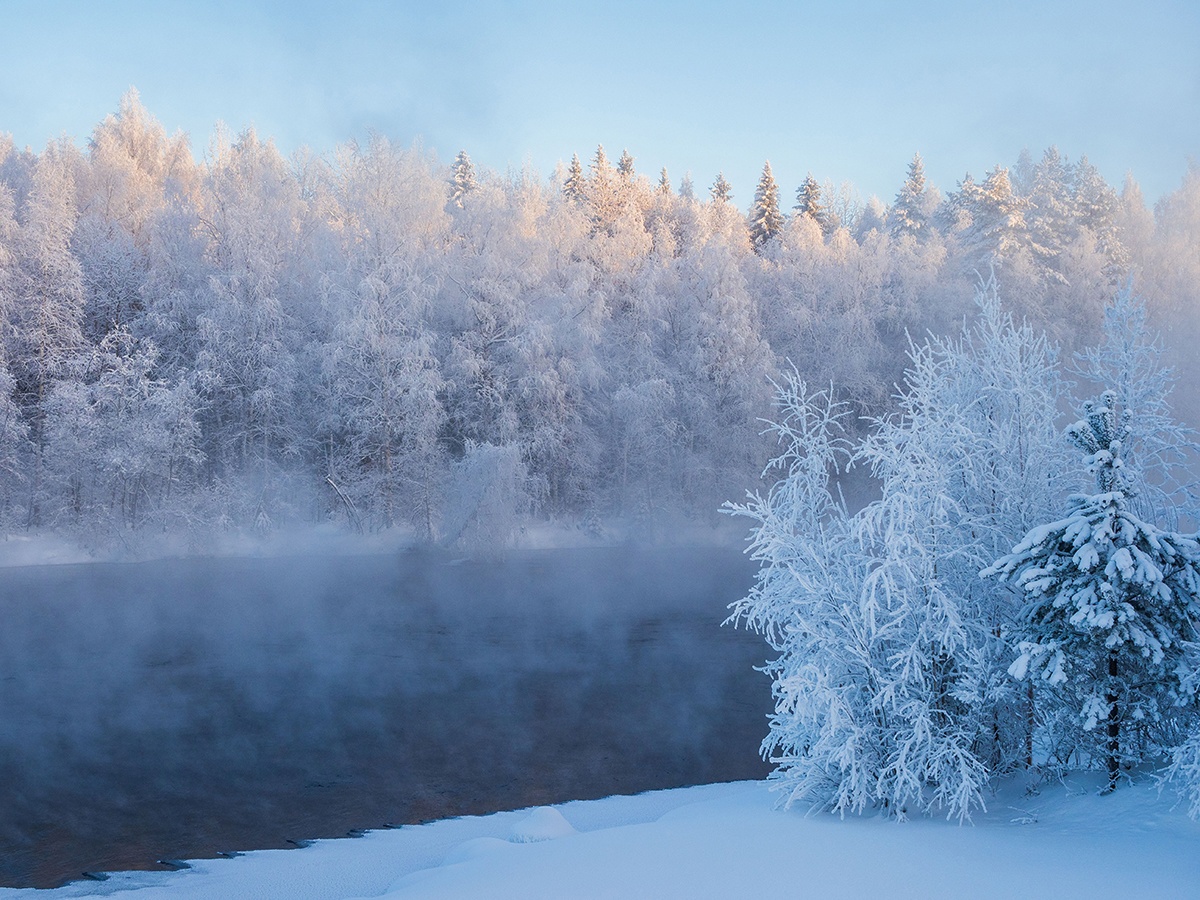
<box><xmin>984</xmin><ymin>392</ymin><xmax>1200</xmax><ymax>792</ymax></box>
<box><xmin>727</xmin><ymin>282</ymin><xmax>1066</xmax><ymax>820</ymax></box>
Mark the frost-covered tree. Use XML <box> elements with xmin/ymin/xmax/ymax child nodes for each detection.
<box><xmin>323</xmin><ymin>263</ymin><xmax>444</xmax><ymax>535</ymax></box>
<box><xmin>322</xmin><ymin>137</ymin><xmax>449</xmax><ymax>535</ymax></box>
<box><xmin>43</xmin><ymin>330</ymin><xmax>202</xmax><ymax>532</ymax></box>
<box><xmin>11</xmin><ymin>144</ymin><xmax>85</xmax><ymax>414</ymax></box>
<box><xmin>749</xmin><ymin>161</ymin><xmax>784</xmax><ymax>251</ymax></box>
<box><xmin>0</xmin><ymin>185</ymin><xmax>30</xmax><ymax>521</ymax></box>
<box><xmin>194</xmin><ymin>129</ymin><xmax>306</xmax><ymax>512</ymax></box>
<box><xmin>585</xmin><ymin>145</ymin><xmax>622</xmax><ymax>234</ymax></box>
<box><xmin>984</xmin><ymin>391</ymin><xmax>1200</xmax><ymax>792</ymax></box>
<box><xmin>1026</xmin><ymin>147</ymin><xmax>1075</xmax><ymax>279</ymax></box>
<box><xmin>729</xmin><ymin>284</ymin><xmax>1067</xmax><ymax>820</ymax></box>
<box><xmin>710</xmin><ymin>172</ymin><xmax>732</xmax><ymax>204</ymax></box>
<box><xmin>449</xmin><ymin>149</ymin><xmax>477</xmax><ymax>208</ymax></box>
<box><xmin>440</xmin><ymin>440</ymin><xmax>529</xmax><ymax>552</ymax></box>
<box><xmin>889</xmin><ymin>153</ymin><xmax>932</xmax><ymax>239</ymax></box>
<box><xmin>562</xmin><ymin>153</ymin><xmax>585</xmax><ymax>202</ymax></box>
<box><xmin>856</xmin><ymin>196</ymin><xmax>887</xmax><ymax>238</ymax></box>
<box><xmin>794</xmin><ymin>173</ymin><xmax>831</xmax><ymax>236</ymax></box>
<box><xmin>1072</xmin><ymin>156</ymin><xmax>1127</xmax><ymax>276</ymax></box>
<box><xmin>617</xmin><ymin>149</ymin><xmax>635</xmax><ymax>179</ymax></box>
<box><xmin>957</xmin><ymin>166</ymin><xmax>1029</xmax><ymax>270</ymax></box>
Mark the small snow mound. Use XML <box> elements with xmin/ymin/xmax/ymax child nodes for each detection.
<box><xmin>441</xmin><ymin>836</ymin><xmax>513</xmax><ymax>866</ymax></box>
<box><xmin>508</xmin><ymin>806</ymin><xmax>577</xmax><ymax>843</ymax></box>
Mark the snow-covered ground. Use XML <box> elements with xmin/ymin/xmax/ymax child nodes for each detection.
<box><xmin>6</xmin><ymin>774</ymin><xmax>1198</xmax><ymax>899</ymax></box>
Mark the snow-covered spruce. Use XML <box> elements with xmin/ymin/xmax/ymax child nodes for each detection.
<box><xmin>749</xmin><ymin>161</ymin><xmax>784</xmax><ymax>251</ymax></box>
<box><xmin>449</xmin><ymin>149</ymin><xmax>478</xmax><ymax>208</ymax></box>
<box><xmin>983</xmin><ymin>391</ymin><xmax>1200</xmax><ymax>793</ymax></box>
<box><xmin>727</xmin><ymin>283</ymin><xmax>1066</xmax><ymax>821</ymax></box>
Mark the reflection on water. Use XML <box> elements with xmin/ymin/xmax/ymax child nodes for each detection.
<box><xmin>0</xmin><ymin>545</ymin><xmax>769</xmax><ymax>888</ymax></box>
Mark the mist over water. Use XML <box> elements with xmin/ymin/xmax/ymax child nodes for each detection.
<box><xmin>0</xmin><ymin>545</ymin><xmax>768</xmax><ymax>889</ymax></box>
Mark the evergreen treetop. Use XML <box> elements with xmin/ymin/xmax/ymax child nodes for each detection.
<box><xmin>563</xmin><ymin>153</ymin><xmax>585</xmax><ymax>201</ymax></box>
<box><xmin>617</xmin><ymin>149</ymin><xmax>635</xmax><ymax>178</ymax></box>
<box><xmin>890</xmin><ymin>152</ymin><xmax>929</xmax><ymax>238</ymax></box>
<box><xmin>794</xmin><ymin>173</ymin><xmax>831</xmax><ymax>234</ymax></box>
<box><xmin>710</xmin><ymin>172</ymin><xmax>732</xmax><ymax>204</ymax></box>
<box><xmin>749</xmin><ymin>161</ymin><xmax>784</xmax><ymax>250</ymax></box>
<box><xmin>450</xmin><ymin>149</ymin><xmax>477</xmax><ymax>208</ymax></box>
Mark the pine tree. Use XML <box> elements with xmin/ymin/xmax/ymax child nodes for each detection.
<box><xmin>449</xmin><ymin>149</ymin><xmax>477</xmax><ymax>208</ymax></box>
<box><xmin>889</xmin><ymin>153</ymin><xmax>930</xmax><ymax>239</ymax></box>
<box><xmin>562</xmin><ymin>153</ymin><xmax>585</xmax><ymax>202</ymax></box>
<box><xmin>748</xmin><ymin>161</ymin><xmax>784</xmax><ymax>251</ymax></box>
<box><xmin>656</xmin><ymin>167</ymin><xmax>671</xmax><ymax>196</ymax></box>
<box><xmin>985</xmin><ymin>391</ymin><xmax>1200</xmax><ymax>792</ymax></box>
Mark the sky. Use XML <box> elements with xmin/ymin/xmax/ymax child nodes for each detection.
<box><xmin>1</xmin><ymin>0</ymin><xmax>1197</xmax><ymax>209</ymax></box>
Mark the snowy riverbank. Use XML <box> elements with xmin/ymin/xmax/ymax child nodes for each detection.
<box><xmin>6</xmin><ymin>775</ymin><xmax>1199</xmax><ymax>899</ymax></box>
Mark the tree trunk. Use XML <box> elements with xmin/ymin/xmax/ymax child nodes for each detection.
<box><xmin>1026</xmin><ymin>681</ymin><xmax>1035</xmax><ymax>769</ymax></box>
<box><xmin>1105</xmin><ymin>653</ymin><xmax>1120</xmax><ymax>793</ymax></box>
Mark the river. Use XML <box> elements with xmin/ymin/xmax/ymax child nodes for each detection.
<box><xmin>0</xmin><ymin>545</ymin><xmax>770</xmax><ymax>888</ymax></box>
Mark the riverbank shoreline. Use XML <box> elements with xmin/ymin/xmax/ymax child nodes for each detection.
<box><xmin>5</xmin><ymin>775</ymin><xmax>1199</xmax><ymax>899</ymax></box>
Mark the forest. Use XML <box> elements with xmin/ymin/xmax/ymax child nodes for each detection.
<box><xmin>1</xmin><ymin>90</ymin><xmax>1198</xmax><ymax>548</ymax></box>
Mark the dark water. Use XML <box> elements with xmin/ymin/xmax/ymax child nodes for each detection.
<box><xmin>0</xmin><ymin>545</ymin><xmax>770</xmax><ymax>889</ymax></box>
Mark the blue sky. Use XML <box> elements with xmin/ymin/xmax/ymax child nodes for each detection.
<box><xmin>1</xmin><ymin>0</ymin><xmax>1197</xmax><ymax>207</ymax></box>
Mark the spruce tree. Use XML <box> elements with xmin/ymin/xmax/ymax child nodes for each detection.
<box><xmin>617</xmin><ymin>149</ymin><xmax>635</xmax><ymax>179</ymax></box>
<box><xmin>563</xmin><ymin>153</ymin><xmax>585</xmax><ymax>201</ymax></box>
<box><xmin>794</xmin><ymin>173</ymin><xmax>830</xmax><ymax>234</ymax></box>
<box><xmin>586</xmin><ymin>145</ymin><xmax>621</xmax><ymax>233</ymax></box>
<box><xmin>1026</xmin><ymin>147</ymin><xmax>1075</xmax><ymax>276</ymax></box>
<box><xmin>657</xmin><ymin>167</ymin><xmax>671</xmax><ymax>196</ymax></box>
<box><xmin>985</xmin><ymin>392</ymin><xmax>1200</xmax><ymax>792</ymax></box>
<box><xmin>710</xmin><ymin>172</ymin><xmax>732</xmax><ymax>204</ymax></box>
<box><xmin>449</xmin><ymin>149</ymin><xmax>477</xmax><ymax>208</ymax></box>
<box><xmin>959</xmin><ymin>166</ymin><xmax>1028</xmax><ymax>268</ymax></box>
<box><xmin>889</xmin><ymin>152</ymin><xmax>929</xmax><ymax>239</ymax></box>
<box><xmin>749</xmin><ymin>161</ymin><xmax>784</xmax><ymax>251</ymax></box>
<box><xmin>1072</xmin><ymin>156</ymin><xmax>1128</xmax><ymax>274</ymax></box>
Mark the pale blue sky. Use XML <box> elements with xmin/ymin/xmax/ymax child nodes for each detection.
<box><xmin>1</xmin><ymin>0</ymin><xmax>1197</xmax><ymax>207</ymax></box>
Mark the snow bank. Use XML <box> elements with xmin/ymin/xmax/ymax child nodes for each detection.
<box><xmin>6</xmin><ymin>776</ymin><xmax>1199</xmax><ymax>899</ymax></box>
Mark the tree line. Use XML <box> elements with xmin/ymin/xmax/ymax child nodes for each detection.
<box><xmin>0</xmin><ymin>90</ymin><xmax>1197</xmax><ymax>547</ymax></box>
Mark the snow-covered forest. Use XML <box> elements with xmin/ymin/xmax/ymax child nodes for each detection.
<box><xmin>1</xmin><ymin>91</ymin><xmax>1198</xmax><ymax>547</ymax></box>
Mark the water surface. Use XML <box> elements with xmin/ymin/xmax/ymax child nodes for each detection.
<box><xmin>0</xmin><ymin>545</ymin><xmax>769</xmax><ymax>888</ymax></box>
